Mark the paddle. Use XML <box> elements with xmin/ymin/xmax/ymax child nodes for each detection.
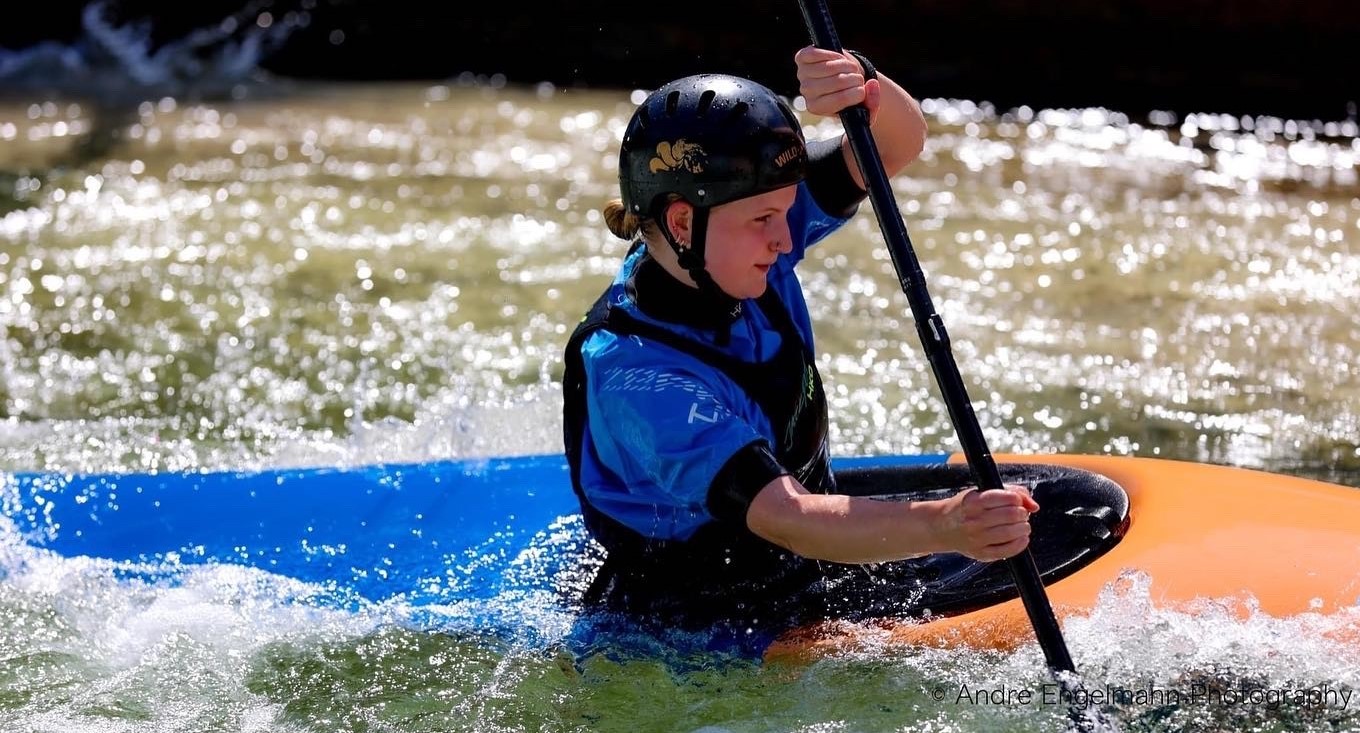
<box><xmin>793</xmin><ymin>0</ymin><xmax>1079</xmax><ymax>675</ymax></box>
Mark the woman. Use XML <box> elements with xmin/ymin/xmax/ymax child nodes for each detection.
<box><xmin>562</xmin><ymin>47</ymin><xmax>1037</xmax><ymax>639</ymax></box>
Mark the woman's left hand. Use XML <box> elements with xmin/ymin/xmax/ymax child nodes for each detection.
<box><xmin>794</xmin><ymin>46</ymin><xmax>880</xmax><ymax>124</ymax></box>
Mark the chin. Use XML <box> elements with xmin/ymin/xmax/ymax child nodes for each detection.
<box><xmin>718</xmin><ymin>274</ymin><xmax>768</xmax><ymax>300</ymax></box>
<box><xmin>742</xmin><ymin>280</ymin><xmax>768</xmax><ymax>299</ymax></box>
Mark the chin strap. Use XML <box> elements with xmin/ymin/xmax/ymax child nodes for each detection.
<box><xmin>658</xmin><ymin>205</ymin><xmax>741</xmax><ymax>346</ymax></box>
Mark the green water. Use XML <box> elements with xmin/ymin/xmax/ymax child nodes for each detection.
<box><xmin>2</xmin><ymin>81</ymin><xmax>1359</xmax><ymax>731</ymax></box>
<box><xmin>2</xmin><ymin>84</ymin><xmax>1357</xmax><ymax>480</ymax></box>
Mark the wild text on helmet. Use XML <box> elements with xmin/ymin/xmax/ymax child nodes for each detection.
<box><xmin>773</xmin><ymin>145</ymin><xmax>800</xmax><ymax>168</ymax></box>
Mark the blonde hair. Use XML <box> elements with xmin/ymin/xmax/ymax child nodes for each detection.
<box><xmin>601</xmin><ymin>194</ymin><xmax>683</xmax><ymax>241</ymax></box>
<box><xmin>602</xmin><ymin>199</ymin><xmax>642</xmax><ymax>240</ymax></box>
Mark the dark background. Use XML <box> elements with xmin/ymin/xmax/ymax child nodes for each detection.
<box><xmin>4</xmin><ymin>0</ymin><xmax>1358</xmax><ymax>120</ymax></box>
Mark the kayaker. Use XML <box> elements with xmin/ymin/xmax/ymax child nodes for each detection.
<box><xmin>562</xmin><ymin>48</ymin><xmax>1038</xmax><ymax>637</ymax></box>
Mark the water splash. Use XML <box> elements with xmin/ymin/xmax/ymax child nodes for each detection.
<box><xmin>770</xmin><ymin>572</ymin><xmax>1360</xmax><ymax>732</ymax></box>
<box><xmin>0</xmin><ymin>0</ymin><xmax>310</xmax><ymax>101</ymax></box>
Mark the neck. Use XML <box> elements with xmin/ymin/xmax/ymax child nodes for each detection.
<box><xmin>630</xmin><ymin>250</ymin><xmax>743</xmax><ymax>328</ymax></box>
<box><xmin>644</xmin><ymin>238</ymin><xmax>699</xmax><ymax>288</ymax></box>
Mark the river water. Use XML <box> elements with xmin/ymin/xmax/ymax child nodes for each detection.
<box><xmin>2</xmin><ymin>76</ymin><xmax>1359</xmax><ymax>731</ymax></box>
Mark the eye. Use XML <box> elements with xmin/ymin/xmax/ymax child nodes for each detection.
<box><xmin>754</xmin><ymin>214</ymin><xmax>774</xmax><ymax>225</ymax></box>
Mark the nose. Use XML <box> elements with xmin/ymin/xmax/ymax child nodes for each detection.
<box><xmin>771</xmin><ymin>219</ymin><xmax>793</xmax><ymax>254</ymax></box>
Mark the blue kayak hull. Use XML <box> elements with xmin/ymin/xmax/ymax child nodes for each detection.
<box><xmin>2</xmin><ymin>453</ymin><xmax>948</xmax><ymax>604</ymax></box>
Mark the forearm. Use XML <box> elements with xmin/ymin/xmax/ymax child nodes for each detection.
<box><xmin>745</xmin><ymin>475</ymin><xmax>945</xmax><ymax>564</ymax></box>
<box><xmin>873</xmin><ymin>73</ymin><xmax>927</xmax><ymax>173</ymax></box>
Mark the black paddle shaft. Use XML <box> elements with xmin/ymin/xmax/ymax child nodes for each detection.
<box><xmin>795</xmin><ymin>0</ymin><xmax>1076</xmax><ymax>674</ymax></box>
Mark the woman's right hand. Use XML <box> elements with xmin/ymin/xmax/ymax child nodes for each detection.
<box><xmin>794</xmin><ymin>46</ymin><xmax>880</xmax><ymax>123</ymax></box>
<box><xmin>936</xmin><ymin>485</ymin><xmax>1039</xmax><ymax>561</ymax></box>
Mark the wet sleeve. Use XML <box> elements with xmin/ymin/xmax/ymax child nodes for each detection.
<box><xmin>581</xmin><ymin>335</ymin><xmax>772</xmax><ymax>540</ymax></box>
<box><xmin>804</xmin><ymin>136</ymin><xmax>867</xmax><ymax>219</ymax></box>
<box><xmin>706</xmin><ymin>440</ymin><xmax>790</xmax><ymax>523</ymax></box>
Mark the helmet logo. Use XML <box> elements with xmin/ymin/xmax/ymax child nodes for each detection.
<box><xmin>650</xmin><ymin>139</ymin><xmax>706</xmax><ymax>174</ymax></box>
<box><xmin>773</xmin><ymin>145</ymin><xmax>801</xmax><ymax>168</ymax></box>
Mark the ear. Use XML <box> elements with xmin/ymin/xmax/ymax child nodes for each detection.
<box><xmin>663</xmin><ymin>200</ymin><xmax>694</xmax><ymax>246</ymax></box>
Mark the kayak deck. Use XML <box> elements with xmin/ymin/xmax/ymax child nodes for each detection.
<box><xmin>767</xmin><ymin>454</ymin><xmax>1360</xmax><ymax>661</ymax></box>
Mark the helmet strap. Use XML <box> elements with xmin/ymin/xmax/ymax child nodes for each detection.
<box><xmin>657</xmin><ymin>204</ymin><xmax>740</xmax><ymax>346</ymax></box>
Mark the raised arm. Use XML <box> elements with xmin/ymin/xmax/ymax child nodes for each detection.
<box><xmin>794</xmin><ymin>45</ymin><xmax>928</xmax><ymax>186</ymax></box>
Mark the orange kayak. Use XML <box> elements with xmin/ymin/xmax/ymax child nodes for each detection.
<box><xmin>766</xmin><ymin>453</ymin><xmax>1360</xmax><ymax>663</ymax></box>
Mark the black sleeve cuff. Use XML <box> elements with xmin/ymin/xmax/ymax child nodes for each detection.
<box><xmin>846</xmin><ymin>49</ymin><xmax>877</xmax><ymax>81</ymax></box>
<box><xmin>805</xmin><ymin>136</ymin><xmax>867</xmax><ymax>219</ymax></box>
<box><xmin>706</xmin><ymin>441</ymin><xmax>790</xmax><ymax>523</ymax></box>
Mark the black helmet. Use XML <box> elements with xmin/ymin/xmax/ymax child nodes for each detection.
<box><xmin>619</xmin><ymin>74</ymin><xmax>807</xmax><ymax>218</ymax></box>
